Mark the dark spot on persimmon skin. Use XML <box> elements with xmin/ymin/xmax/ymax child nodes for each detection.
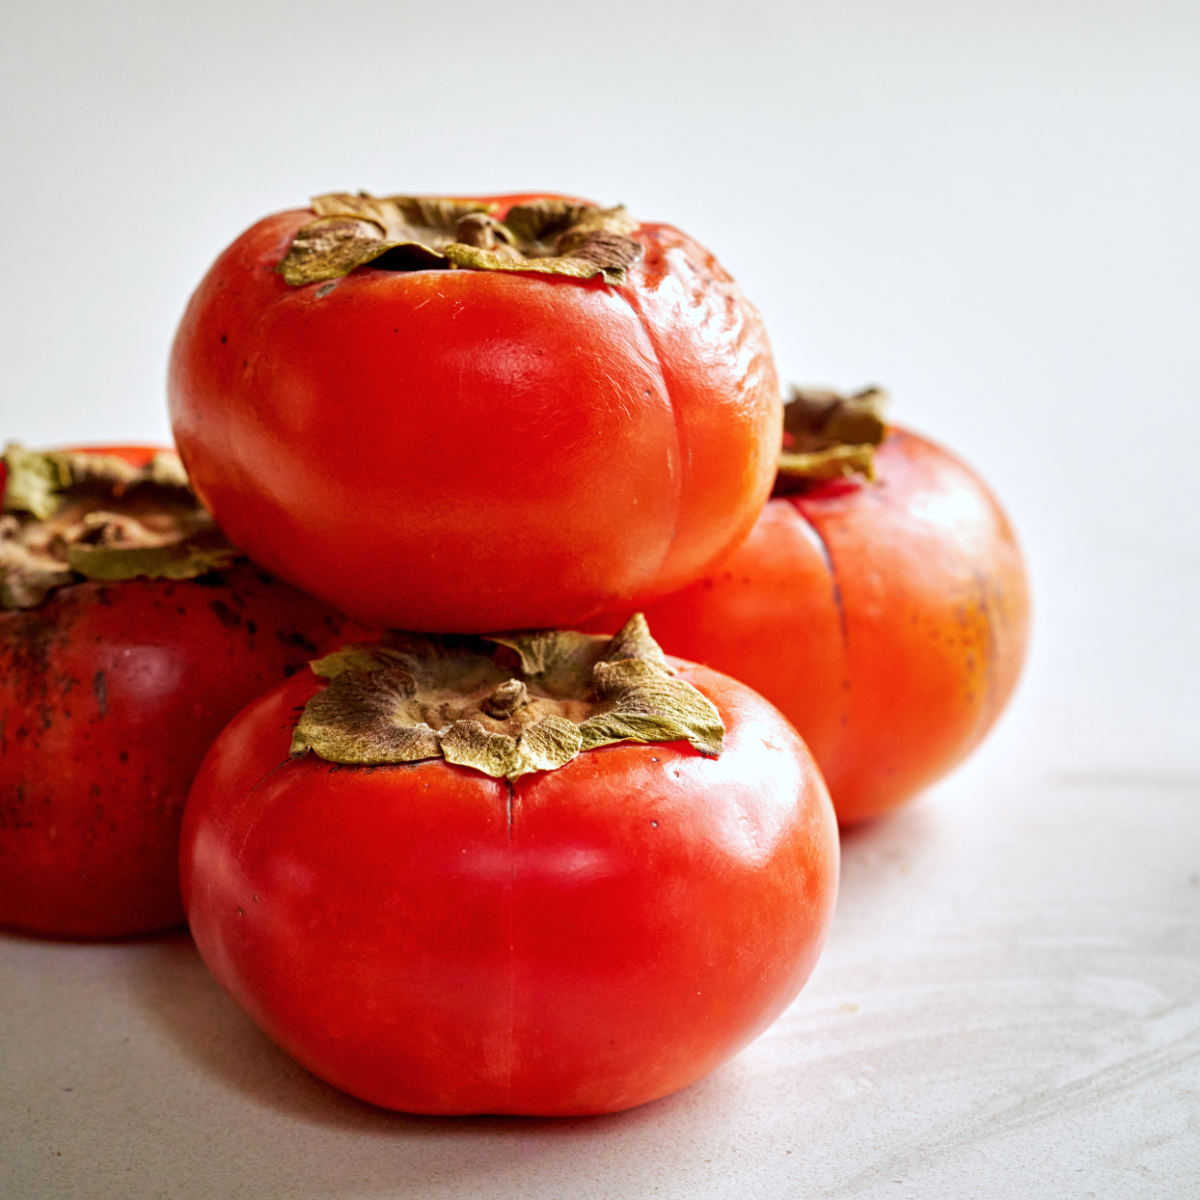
<box><xmin>0</xmin><ymin>615</ymin><xmax>58</xmax><ymax>704</ymax></box>
<box><xmin>190</xmin><ymin>572</ymin><xmax>230</xmax><ymax>589</ymax></box>
<box><xmin>0</xmin><ymin>780</ymin><xmax>31</xmax><ymax>830</ymax></box>
<box><xmin>119</xmin><ymin>750</ymin><xmax>129</xmax><ymax>764</ymax></box>
<box><xmin>92</xmin><ymin>670</ymin><xmax>108</xmax><ymax>718</ymax></box>
<box><xmin>220</xmin><ymin>334</ymin><xmax>228</xmax><ymax>345</ymax></box>
<box><xmin>209</xmin><ymin>599</ymin><xmax>243</xmax><ymax>630</ymax></box>
<box><xmin>278</xmin><ymin>629</ymin><xmax>318</xmax><ymax>654</ymax></box>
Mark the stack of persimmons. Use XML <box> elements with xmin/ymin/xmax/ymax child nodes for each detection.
<box><xmin>0</xmin><ymin>192</ymin><xmax>1028</xmax><ymax>1116</ymax></box>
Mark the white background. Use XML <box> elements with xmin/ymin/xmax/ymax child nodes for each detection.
<box><xmin>2</xmin><ymin>1</ymin><xmax>1198</xmax><ymax>1197</ymax></box>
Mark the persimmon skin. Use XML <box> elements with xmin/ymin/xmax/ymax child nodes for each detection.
<box><xmin>167</xmin><ymin>196</ymin><xmax>780</xmax><ymax>632</ymax></box>
<box><xmin>623</xmin><ymin>428</ymin><xmax>1030</xmax><ymax>825</ymax></box>
<box><xmin>0</xmin><ymin>447</ymin><xmax>371</xmax><ymax>938</ymax></box>
<box><xmin>180</xmin><ymin>661</ymin><xmax>838</xmax><ymax>1116</ymax></box>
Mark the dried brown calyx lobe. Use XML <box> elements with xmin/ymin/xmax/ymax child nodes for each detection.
<box><xmin>290</xmin><ymin>615</ymin><xmax>725</xmax><ymax>780</ymax></box>
<box><xmin>0</xmin><ymin>445</ymin><xmax>238</xmax><ymax>610</ymax></box>
<box><xmin>773</xmin><ymin>385</ymin><xmax>889</xmax><ymax>494</ymax></box>
<box><xmin>278</xmin><ymin>193</ymin><xmax>643</xmax><ymax>287</ymax></box>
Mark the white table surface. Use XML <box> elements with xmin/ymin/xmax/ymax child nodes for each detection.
<box><xmin>2</xmin><ymin>2</ymin><xmax>1198</xmax><ymax>1196</ymax></box>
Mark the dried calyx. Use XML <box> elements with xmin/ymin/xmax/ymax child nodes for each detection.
<box><xmin>773</xmin><ymin>385</ymin><xmax>889</xmax><ymax>493</ymax></box>
<box><xmin>290</xmin><ymin>614</ymin><xmax>725</xmax><ymax>780</ymax></box>
<box><xmin>278</xmin><ymin>194</ymin><xmax>643</xmax><ymax>287</ymax></box>
<box><xmin>0</xmin><ymin>445</ymin><xmax>238</xmax><ymax>610</ymax></box>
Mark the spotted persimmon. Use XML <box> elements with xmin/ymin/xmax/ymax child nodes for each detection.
<box><xmin>0</xmin><ymin>445</ymin><xmax>367</xmax><ymax>937</ymax></box>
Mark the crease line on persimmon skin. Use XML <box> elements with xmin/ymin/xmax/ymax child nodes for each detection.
<box><xmin>612</xmin><ymin>246</ymin><xmax>689</xmax><ymax>588</ymax></box>
<box><xmin>782</xmin><ymin>497</ymin><xmax>855</xmax><ymax>770</ymax></box>
<box><xmin>790</xmin><ymin>499</ymin><xmax>850</xmax><ymax>652</ymax></box>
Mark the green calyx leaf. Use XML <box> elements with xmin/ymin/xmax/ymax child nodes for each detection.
<box><xmin>278</xmin><ymin>193</ymin><xmax>643</xmax><ymax>287</ymax></box>
<box><xmin>290</xmin><ymin>614</ymin><xmax>725</xmax><ymax>779</ymax></box>
<box><xmin>66</xmin><ymin>529</ymin><xmax>239</xmax><ymax>582</ymax></box>
<box><xmin>1</xmin><ymin>444</ymin><xmax>238</xmax><ymax>610</ymax></box>
<box><xmin>774</xmin><ymin>385</ymin><xmax>889</xmax><ymax>492</ymax></box>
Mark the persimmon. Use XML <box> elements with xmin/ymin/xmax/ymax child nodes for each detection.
<box><xmin>610</xmin><ymin>387</ymin><xmax>1031</xmax><ymax>824</ymax></box>
<box><xmin>0</xmin><ymin>445</ymin><xmax>367</xmax><ymax>937</ymax></box>
<box><xmin>168</xmin><ymin>192</ymin><xmax>780</xmax><ymax>632</ymax></box>
<box><xmin>181</xmin><ymin>618</ymin><xmax>838</xmax><ymax>1114</ymax></box>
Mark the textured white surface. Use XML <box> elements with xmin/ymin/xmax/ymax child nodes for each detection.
<box><xmin>2</xmin><ymin>0</ymin><xmax>1199</xmax><ymax>1196</ymax></box>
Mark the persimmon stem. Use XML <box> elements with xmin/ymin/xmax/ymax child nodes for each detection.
<box><xmin>773</xmin><ymin>385</ymin><xmax>889</xmax><ymax>494</ymax></box>
<box><xmin>277</xmin><ymin>194</ymin><xmax>643</xmax><ymax>287</ymax></box>
<box><xmin>290</xmin><ymin>615</ymin><xmax>725</xmax><ymax>780</ymax></box>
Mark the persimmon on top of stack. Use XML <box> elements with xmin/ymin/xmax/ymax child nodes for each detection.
<box><xmin>168</xmin><ymin>193</ymin><xmax>782</xmax><ymax>633</ymax></box>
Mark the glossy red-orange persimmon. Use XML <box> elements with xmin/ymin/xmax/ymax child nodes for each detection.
<box><xmin>168</xmin><ymin>194</ymin><xmax>780</xmax><ymax>632</ymax></box>
<box><xmin>181</xmin><ymin>661</ymin><xmax>838</xmax><ymax>1116</ymax></box>
<box><xmin>0</xmin><ymin>447</ymin><xmax>369</xmax><ymax>938</ymax></box>
<box><xmin>626</xmin><ymin>429</ymin><xmax>1030</xmax><ymax>825</ymax></box>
